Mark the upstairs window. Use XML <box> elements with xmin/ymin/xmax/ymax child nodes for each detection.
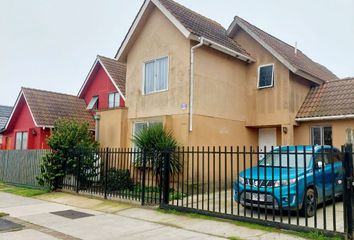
<box><xmin>108</xmin><ymin>92</ymin><xmax>120</xmax><ymax>108</ymax></box>
<box><xmin>144</xmin><ymin>57</ymin><xmax>168</xmax><ymax>94</ymax></box>
<box><xmin>87</xmin><ymin>96</ymin><xmax>99</xmax><ymax>110</ymax></box>
<box><xmin>15</xmin><ymin>132</ymin><xmax>28</xmax><ymax>150</ymax></box>
<box><xmin>258</xmin><ymin>64</ymin><xmax>274</xmax><ymax>89</ymax></box>
<box><xmin>311</xmin><ymin>126</ymin><xmax>332</xmax><ymax>146</ymax></box>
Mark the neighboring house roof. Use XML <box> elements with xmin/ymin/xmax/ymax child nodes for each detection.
<box><xmin>227</xmin><ymin>16</ymin><xmax>339</xmax><ymax>84</ymax></box>
<box><xmin>115</xmin><ymin>0</ymin><xmax>255</xmax><ymax>63</ymax></box>
<box><xmin>0</xmin><ymin>105</ymin><xmax>12</xmax><ymax>130</ymax></box>
<box><xmin>78</xmin><ymin>55</ymin><xmax>126</xmax><ymax>99</ymax></box>
<box><xmin>296</xmin><ymin>78</ymin><xmax>354</xmax><ymax>121</ymax></box>
<box><xmin>4</xmin><ymin>88</ymin><xmax>94</xmax><ymax>131</ymax></box>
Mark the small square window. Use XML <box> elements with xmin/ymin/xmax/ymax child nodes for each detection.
<box><xmin>258</xmin><ymin>64</ymin><xmax>274</xmax><ymax>88</ymax></box>
<box><xmin>311</xmin><ymin>126</ymin><xmax>332</xmax><ymax>146</ymax></box>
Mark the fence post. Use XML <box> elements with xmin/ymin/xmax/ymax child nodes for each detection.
<box><xmin>344</xmin><ymin>129</ymin><xmax>354</xmax><ymax>240</ymax></box>
<box><xmin>104</xmin><ymin>148</ymin><xmax>109</xmax><ymax>199</ymax></box>
<box><xmin>76</xmin><ymin>150</ymin><xmax>81</xmax><ymax>194</ymax></box>
<box><xmin>141</xmin><ymin>150</ymin><xmax>147</xmax><ymax>206</ymax></box>
<box><xmin>162</xmin><ymin>150</ymin><xmax>171</xmax><ymax>206</ymax></box>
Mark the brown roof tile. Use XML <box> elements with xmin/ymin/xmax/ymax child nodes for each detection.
<box><xmin>297</xmin><ymin>78</ymin><xmax>354</xmax><ymax>119</ymax></box>
<box><xmin>22</xmin><ymin>88</ymin><xmax>94</xmax><ymax>128</ymax></box>
<box><xmin>233</xmin><ymin>16</ymin><xmax>338</xmax><ymax>82</ymax></box>
<box><xmin>97</xmin><ymin>56</ymin><xmax>126</xmax><ymax>96</ymax></box>
<box><xmin>157</xmin><ymin>0</ymin><xmax>252</xmax><ymax>58</ymax></box>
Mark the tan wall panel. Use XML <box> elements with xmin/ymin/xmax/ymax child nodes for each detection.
<box><xmin>126</xmin><ymin>7</ymin><xmax>191</xmax><ymax>120</ymax></box>
<box><xmin>98</xmin><ymin>108</ymin><xmax>128</xmax><ymax>148</ymax></box>
<box><xmin>294</xmin><ymin>119</ymin><xmax>354</xmax><ymax>148</ymax></box>
<box><xmin>233</xmin><ymin>29</ymin><xmax>292</xmax><ymax>126</ymax></box>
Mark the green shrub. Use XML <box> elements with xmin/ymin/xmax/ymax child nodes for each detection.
<box><xmin>37</xmin><ymin>119</ymin><xmax>99</xmax><ymax>190</ymax></box>
<box><xmin>132</xmin><ymin>124</ymin><xmax>182</xmax><ymax>177</ymax></box>
<box><xmin>106</xmin><ymin>169</ymin><xmax>134</xmax><ymax>192</ymax></box>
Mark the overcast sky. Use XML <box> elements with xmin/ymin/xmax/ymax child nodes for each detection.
<box><xmin>1</xmin><ymin>0</ymin><xmax>353</xmax><ymax>106</ymax></box>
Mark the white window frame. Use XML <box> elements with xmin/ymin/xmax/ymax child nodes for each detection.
<box><xmin>142</xmin><ymin>56</ymin><xmax>169</xmax><ymax>95</ymax></box>
<box><xmin>108</xmin><ymin>92</ymin><xmax>120</xmax><ymax>109</ymax></box>
<box><xmin>132</xmin><ymin>120</ymin><xmax>163</xmax><ymax>151</ymax></box>
<box><xmin>310</xmin><ymin>126</ymin><xmax>332</xmax><ymax>146</ymax></box>
<box><xmin>15</xmin><ymin>131</ymin><xmax>28</xmax><ymax>150</ymax></box>
<box><xmin>257</xmin><ymin>63</ymin><xmax>275</xmax><ymax>89</ymax></box>
<box><xmin>86</xmin><ymin>96</ymin><xmax>99</xmax><ymax>110</ymax></box>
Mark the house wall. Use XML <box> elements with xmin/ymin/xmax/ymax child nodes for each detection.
<box><xmin>125</xmin><ymin>7</ymin><xmax>190</xmax><ymax>120</ymax></box>
<box><xmin>97</xmin><ymin>108</ymin><xmax>128</xmax><ymax>148</ymax></box>
<box><xmin>80</xmin><ymin>65</ymin><xmax>125</xmax><ymax>110</ymax></box>
<box><xmin>1</xmin><ymin>98</ymin><xmax>50</xmax><ymax>150</ymax></box>
<box><xmin>294</xmin><ymin>119</ymin><xmax>354</xmax><ymax>148</ymax></box>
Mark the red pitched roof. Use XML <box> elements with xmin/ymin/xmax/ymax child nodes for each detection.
<box><xmin>297</xmin><ymin>78</ymin><xmax>354</xmax><ymax>120</ymax></box>
<box><xmin>229</xmin><ymin>16</ymin><xmax>338</xmax><ymax>82</ymax></box>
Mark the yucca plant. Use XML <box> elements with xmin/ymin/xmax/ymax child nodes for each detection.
<box><xmin>132</xmin><ymin>124</ymin><xmax>182</xmax><ymax>177</ymax></box>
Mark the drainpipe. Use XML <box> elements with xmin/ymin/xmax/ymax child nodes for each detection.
<box><xmin>189</xmin><ymin>37</ymin><xmax>205</xmax><ymax>132</ymax></box>
<box><xmin>94</xmin><ymin>114</ymin><xmax>101</xmax><ymax>142</ymax></box>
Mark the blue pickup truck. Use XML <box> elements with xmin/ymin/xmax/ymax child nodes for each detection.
<box><xmin>234</xmin><ymin>146</ymin><xmax>343</xmax><ymax>217</ymax></box>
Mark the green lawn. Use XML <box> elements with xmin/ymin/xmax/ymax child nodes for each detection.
<box><xmin>0</xmin><ymin>182</ymin><xmax>49</xmax><ymax>197</ymax></box>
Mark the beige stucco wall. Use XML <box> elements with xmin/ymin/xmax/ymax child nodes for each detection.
<box><xmin>125</xmin><ymin>7</ymin><xmax>191</xmax><ymax>120</ymax></box>
<box><xmin>98</xmin><ymin>108</ymin><xmax>128</xmax><ymax>148</ymax></box>
<box><xmin>294</xmin><ymin>119</ymin><xmax>354</xmax><ymax>148</ymax></box>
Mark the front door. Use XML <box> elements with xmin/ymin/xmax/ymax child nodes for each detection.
<box><xmin>258</xmin><ymin>128</ymin><xmax>277</xmax><ymax>158</ymax></box>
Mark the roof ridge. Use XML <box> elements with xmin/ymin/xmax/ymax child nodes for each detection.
<box><xmin>97</xmin><ymin>55</ymin><xmax>127</xmax><ymax>66</ymax></box>
<box><xmin>325</xmin><ymin>77</ymin><xmax>354</xmax><ymax>83</ymax></box>
<box><xmin>159</xmin><ymin>0</ymin><xmax>225</xmax><ymax>30</ymax></box>
<box><xmin>234</xmin><ymin>16</ymin><xmax>299</xmax><ymax>52</ymax></box>
<box><xmin>21</xmin><ymin>87</ymin><xmax>78</xmax><ymax>98</ymax></box>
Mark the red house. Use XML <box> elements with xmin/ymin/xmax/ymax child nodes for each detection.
<box><xmin>1</xmin><ymin>88</ymin><xmax>94</xmax><ymax>150</ymax></box>
<box><xmin>78</xmin><ymin>55</ymin><xmax>126</xmax><ymax>111</ymax></box>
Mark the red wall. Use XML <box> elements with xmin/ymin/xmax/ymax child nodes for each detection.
<box><xmin>1</xmin><ymin>97</ymin><xmax>50</xmax><ymax>150</ymax></box>
<box><xmin>80</xmin><ymin>64</ymin><xmax>125</xmax><ymax>110</ymax></box>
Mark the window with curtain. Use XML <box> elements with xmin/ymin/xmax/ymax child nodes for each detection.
<box><xmin>108</xmin><ymin>92</ymin><xmax>120</xmax><ymax>108</ymax></box>
<box><xmin>144</xmin><ymin>57</ymin><xmax>168</xmax><ymax>94</ymax></box>
<box><xmin>15</xmin><ymin>132</ymin><xmax>28</xmax><ymax>150</ymax></box>
<box><xmin>258</xmin><ymin>64</ymin><xmax>274</xmax><ymax>88</ymax></box>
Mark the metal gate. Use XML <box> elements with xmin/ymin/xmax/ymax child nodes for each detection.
<box><xmin>160</xmin><ymin>145</ymin><xmax>353</xmax><ymax>238</ymax></box>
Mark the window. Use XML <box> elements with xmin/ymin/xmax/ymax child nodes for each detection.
<box><xmin>311</xmin><ymin>126</ymin><xmax>332</xmax><ymax>146</ymax></box>
<box><xmin>108</xmin><ymin>92</ymin><xmax>120</xmax><ymax>108</ymax></box>
<box><xmin>15</xmin><ymin>132</ymin><xmax>28</xmax><ymax>150</ymax></box>
<box><xmin>144</xmin><ymin>57</ymin><xmax>168</xmax><ymax>94</ymax></box>
<box><xmin>87</xmin><ymin>96</ymin><xmax>99</xmax><ymax>110</ymax></box>
<box><xmin>258</xmin><ymin>64</ymin><xmax>274</xmax><ymax>88</ymax></box>
<box><xmin>132</xmin><ymin>120</ymin><xmax>163</xmax><ymax>149</ymax></box>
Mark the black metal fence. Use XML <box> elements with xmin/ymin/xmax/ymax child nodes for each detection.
<box><xmin>62</xmin><ymin>148</ymin><xmax>165</xmax><ymax>205</ymax></box>
<box><xmin>65</xmin><ymin>145</ymin><xmax>354</xmax><ymax>238</ymax></box>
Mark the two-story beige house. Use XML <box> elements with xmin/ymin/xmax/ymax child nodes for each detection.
<box><xmin>102</xmin><ymin>0</ymin><xmax>353</xmax><ymax>150</ymax></box>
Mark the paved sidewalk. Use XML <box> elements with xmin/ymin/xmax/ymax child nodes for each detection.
<box><xmin>0</xmin><ymin>192</ymin><xmax>305</xmax><ymax>240</ymax></box>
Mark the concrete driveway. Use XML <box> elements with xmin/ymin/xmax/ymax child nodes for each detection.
<box><xmin>0</xmin><ymin>192</ymin><xmax>306</xmax><ymax>240</ymax></box>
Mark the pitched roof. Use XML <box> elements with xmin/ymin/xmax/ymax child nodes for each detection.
<box><xmin>228</xmin><ymin>16</ymin><xmax>339</xmax><ymax>83</ymax></box>
<box><xmin>20</xmin><ymin>88</ymin><xmax>94</xmax><ymax>128</ymax></box>
<box><xmin>78</xmin><ymin>56</ymin><xmax>126</xmax><ymax>98</ymax></box>
<box><xmin>0</xmin><ymin>105</ymin><xmax>12</xmax><ymax>130</ymax></box>
<box><xmin>97</xmin><ymin>56</ymin><xmax>126</xmax><ymax>96</ymax></box>
<box><xmin>157</xmin><ymin>0</ymin><xmax>251</xmax><ymax>58</ymax></box>
<box><xmin>115</xmin><ymin>0</ymin><xmax>254</xmax><ymax>63</ymax></box>
<box><xmin>296</xmin><ymin>78</ymin><xmax>354</xmax><ymax>120</ymax></box>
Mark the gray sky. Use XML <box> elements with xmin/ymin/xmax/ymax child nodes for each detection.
<box><xmin>1</xmin><ymin>0</ymin><xmax>353</xmax><ymax>106</ymax></box>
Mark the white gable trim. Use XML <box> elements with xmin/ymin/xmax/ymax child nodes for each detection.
<box><xmin>228</xmin><ymin>19</ymin><xmax>325</xmax><ymax>84</ymax></box>
<box><xmin>3</xmin><ymin>90</ymin><xmax>39</xmax><ymax>131</ymax></box>
<box><xmin>77</xmin><ymin>57</ymin><xmax>126</xmax><ymax>101</ymax></box>
<box><xmin>115</xmin><ymin>0</ymin><xmax>191</xmax><ymax>61</ymax></box>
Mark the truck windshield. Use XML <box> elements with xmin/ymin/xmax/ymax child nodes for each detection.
<box><xmin>259</xmin><ymin>152</ymin><xmax>313</xmax><ymax>168</ymax></box>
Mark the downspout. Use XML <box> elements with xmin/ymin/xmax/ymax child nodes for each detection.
<box><xmin>189</xmin><ymin>37</ymin><xmax>205</xmax><ymax>132</ymax></box>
